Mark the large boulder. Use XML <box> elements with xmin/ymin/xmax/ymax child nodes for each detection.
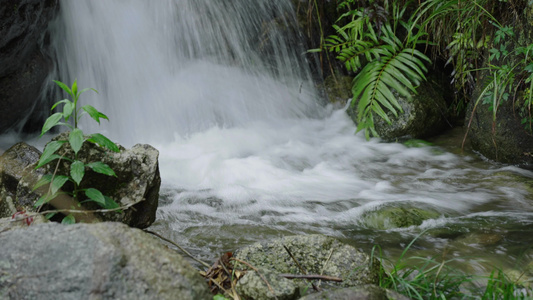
<box><xmin>0</xmin><ymin>0</ymin><xmax>59</xmax><ymax>133</ymax></box>
<box><xmin>0</xmin><ymin>222</ymin><xmax>211</xmax><ymax>300</ymax></box>
<box><xmin>347</xmin><ymin>74</ymin><xmax>451</xmax><ymax>141</ymax></box>
<box><xmin>0</xmin><ymin>137</ymin><xmax>161</xmax><ymax>228</ymax></box>
<box><xmin>465</xmin><ymin>5</ymin><xmax>533</xmax><ymax>167</ymax></box>
<box><xmin>234</xmin><ymin>234</ymin><xmax>382</xmax><ymax>298</ymax></box>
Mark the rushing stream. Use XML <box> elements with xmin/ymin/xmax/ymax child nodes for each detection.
<box><xmin>4</xmin><ymin>0</ymin><xmax>533</xmax><ymax>281</ymax></box>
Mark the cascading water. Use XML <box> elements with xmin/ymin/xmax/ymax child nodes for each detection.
<box><xmin>44</xmin><ymin>0</ymin><xmax>533</xmax><ymax>276</ymax></box>
<box><xmin>51</xmin><ymin>0</ymin><xmax>321</xmax><ymax>144</ymax></box>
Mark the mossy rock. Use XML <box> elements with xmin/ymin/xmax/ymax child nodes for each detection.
<box><xmin>362</xmin><ymin>205</ymin><xmax>441</xmax><ymax>229</ymax></box>
<box><xmin>234</xmin><ymin>234</ymin><xmax>382</xmax><ymax>290</ymax></box>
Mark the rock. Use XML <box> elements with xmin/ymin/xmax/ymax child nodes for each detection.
<box><xmin>235</xmin><ymin>268</ymin><xmax>299</xmax><ymax>300</ymax></box>
<box><xmin>361</xmin><ymin>204</ymin><xmax>441</xmax><ymax>230</ymax></box>
<box><xmin>299</xmin><ymin>285</ymin><xmax>411</xmax><ymax>300</ymax></box>
<box><xmin>0</xmin><ymin>214</ymin><xmax>48</xmax><ymax>234</ymax></box>
<box><xmin>0</xmin><ymin>142</ymin><xmax>43</xmax><ymax>217</ymax></box>
<box><xmin>322</xmin><ymin>74</ymin><xmax>353</xmax><ymax>105</ymax></box>
<box><xmin>234</xmin><ymin>234</ymin><xmax>381</xmax><ymax>291</ymax></box>
<box><xmin>0</xmin><ymin>222</ymin><xmax>211</xmax><ymax>300</ymax></box>
<box><xmin>0</xmin><ymin>135</ymin><xmax>161</xmax><ymax>229</ymax></box>
<box><xmin>0</xmin><ymin>0</ymin><xmax>59</xmax><ymax>133</ymax></box>
<box><xmin>465</xmin><ymin>6</ymin><xmax>533</xmax><ymax>167</ymax></box>
<box><xmin>347</xmin><ymin>76</ymin><xmax>451</xmax><ymax>140</ymax></box>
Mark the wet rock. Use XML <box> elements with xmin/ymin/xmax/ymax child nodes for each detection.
<box><xmin>322</xmin><ymin>74</ymin><xmax>353</xmax><ymax>105</ymax></box>
<box><xmin>347</xmin><ymin>76</ymin><xmax>451</xmax><ymax>140</ymax></box>
<box><xmin>455</xmin><ymin>232</ymin><xmax>503</xmax><ymax>247</ymax></box>
<box><xmin>362</xmin><ymin>204</ymin><xmax>441</xmax><ymax>230</ymax></box>
<box><xmin>0</xmin><ymin>142</ymin><xmax>43</xmax><ymax>217</ymax></box>
<box><xmin>234</xmin><ymin>234</ymin><xmax>381</xmax><ymax>291</ymax></box>
<box><xmin>235</xmin><ymin>268</ymin><xmax>299</xmax><ymax>300</ymax></box>
<box><xmin>0</xmin><ymin>0</ymin><xmax>59</xmax><ymax>133</ymax></box>
<box><xmin>0</xmin><ymin>222</ymin><xmax>211</xmax><ymax>300</ymax></box>
<box><xmin>300</xmin><ymin>285</ymin><xmax>411</xmax><ymax>300</ymax></box>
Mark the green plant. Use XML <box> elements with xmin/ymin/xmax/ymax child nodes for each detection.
<box><xmin>33</xmin><ymin>80</ymin><xmax>120</xmax><ymax>224</ymax></box>
<box><xmin>373</xmin><ymin>231</ymin><xmax>533</xmax><ymax>299</ymax></box>
<box><xmin>323</xmin><ymin>0</ymin><xmax>431</xmax><ymax>139</ymax></box>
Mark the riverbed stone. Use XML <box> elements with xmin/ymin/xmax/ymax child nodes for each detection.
<box><xmin>299</xmin><ymin>285</ymin><xmax>411</xmax><ymax>300</ymax></box>
<box><xmin>235</xmin><ymin>268</ymin><xmax>299</xmax><ymax>300</ymax></box>
<box><xmin>234</xmin><ymin>234</ymin><xmax>381</xmax><ymax>291</ymax></box>
<box><xmin>361</xmin><ymin>204</ymin><xmax>442</xmax><ymax>230</ymax></box>
<box><xmin>0</xmin><ymin>0</ymin><xmax>59</xmax><ymax>133</ymax></box>
<box><xmin>0</xmin><ymin>222</ymin><xmax>211</xmax><ymax>300</ymax></box>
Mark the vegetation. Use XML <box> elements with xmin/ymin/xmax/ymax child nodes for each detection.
<box><xmin>373</xmin><ymin>232</ymin><xmax>533</xmax><ymax>299</ymax></box>
<box><xmin>317</xmin><ymin>0</ymin><xmax>532</xmax><ymax>139</ymax></box>
<box><xmin>33</xmin><ymin>80</ymin><xmax>120</xmax><ymax>224</ymax></box>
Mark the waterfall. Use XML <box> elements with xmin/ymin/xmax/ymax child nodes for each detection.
<box><xmin>51</xmin><ymin>0</ymin><xmax>322</xmax><ymax>145</ymax></box>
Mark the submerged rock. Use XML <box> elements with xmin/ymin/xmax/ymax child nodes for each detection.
<box><xmin>361</xmin><ymin>204</ymin><xmax>442</xmax><ymax>230</ymax></box>
<box><xmin>234</xmin><ymin>234</ymin><xmax>382</xmax><ymax>295</ymax></box>
<box><xmin>0</xmin><ymin>222</ymin><xmax>211</xmax><ymax>300</ymax></box>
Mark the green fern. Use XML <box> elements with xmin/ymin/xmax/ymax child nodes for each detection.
<box><xmin>326</xmin><ymin>1</ymin><xmax>430</xmax><ymax>139</ymax></box>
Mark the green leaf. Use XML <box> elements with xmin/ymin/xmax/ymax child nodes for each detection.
<box><xmin>103</xmin><ymin>196</ymin><xmax>120</xmax><ymax>209</ymax></box>
<box><xmin>82</xmin><ymin>105</ymin><xmax>109</xmax><ymax>125</ymax></box>
<box><xmin>32</xmin><ymin>174</ymin><xmax>53</xmax><ymax>191</ymax></box>
<box><xmin>86</xmin><ymin>162</ymin><xmax>116</xmax><ymax>177</ymax></box>
<box><xmin>35</xmin><ymin>154</ymin><xmax>63</xmax><ymax>169</ymax></box>
<box><xmin>63</xmin><ymin>101</ymin><xmax>75</xmax><ymax>122</ymax></box>
<box><xmin>70</xmin><ymin>160</ymin><xmax>85</xmax><ymax>185</ymax></box>
<box><xmin>53</xmin><ymin>80</ymin><xmax>72</xmax><ymax>97</ymax></box>
<box><xmin>51</xmin><ymin>175</ymin><xmax>70</xmax><ymax>195</ymax></box>
<box><xmin>36</xmin><ymin>140</ymin><xmax>67</xmax><ymax>169</ymax></box>
<box><xmin>34</xmin><ymin>193</ymin><xmax>56</xmax><ymax>207</ymax></box>
<box><xmin>41</xmin><ymin>113</ymin><xmax>64</xmax><ymax>136</ymax></box>
<box><xmin>51</xmin><ymin>99</ymin><xmax>71</xmax><ymax>111</ymax></box>
<box><xmin>88</xmin><ymin>133</ymin><xmax>120</xmax><ymax>152</ymax></box>
<box><xmin>72</xmin><ymin>79</ymin><xmax>78</xmax><ymax>98</ymax></box>
<box><xmin>85</xmin><ymin>188</ymin><xmax>106</xmax><ymax>206</ymax></box>
<box><xmin>45</xmin><ymin>212</ymin><xmax>57</xmax><ymax>219</ymax></box>
<box><xmin>69</xmin><ymin>128</ymin><xmax>85</xmax><ymax>155</ymax></box>
<box><xmin>61</xmin><ymin>214</ymin><xmax>76</xmax><ymax>224</ymax></box>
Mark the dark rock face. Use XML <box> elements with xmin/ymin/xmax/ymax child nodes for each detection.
<box><xmin>0</xmin><ymin>142</ymin><xmax>43</xmax><ymax>217</ymax></box>
<box><xmin>0</xmin><ymin>0</ymin><xmax>59</xmax><ymax>133</ymax></box>
<box><xmin>0</xmin><ymin>222</ymin><xmax>211</xmax><ymax>300</ymax></box>
<box><xmin>465</xmin><ymin>7</ymin><xmax>533</xmax><ymax>167</ymax></box>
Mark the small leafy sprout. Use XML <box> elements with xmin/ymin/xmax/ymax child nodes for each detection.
<box><xmin>33</xmin><ymin>79</ymin><xmax>121</xmax><ymax>223</ymax></box>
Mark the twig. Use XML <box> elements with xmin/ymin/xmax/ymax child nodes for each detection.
<box><xmin>317</xmin><ymin>247</ymin><xmax>335</xmax><ymax>288</ymax></box>
<box><xmin>232</xmin><ymin>258</ymin><xmax>277</xmax><ymax>300</ymax></box>
<box><xmin>143</xmin><ymin>230</ymin><xmax>211</xmax><ymax>269</ymax></box>
<box><xmin>283</xmin><ymin>245</ymin><xmax>320</xmax><ymax>292</ymax></box>
<box><xmin>279</xmin><ymin>274</ymin><xmax>342</xmax><ymax>282</ymax></box>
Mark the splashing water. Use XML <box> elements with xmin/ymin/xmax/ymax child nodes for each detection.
<box><xmin>16</xmin><ymin>0</ymin><xmax>533</xmax><ymax>273</ymax></box>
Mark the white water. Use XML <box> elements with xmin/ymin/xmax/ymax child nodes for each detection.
<box><xmin>31</xmin><ymin>0</ymin><xmax>533</xmax><ymax>270</ymax></box>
